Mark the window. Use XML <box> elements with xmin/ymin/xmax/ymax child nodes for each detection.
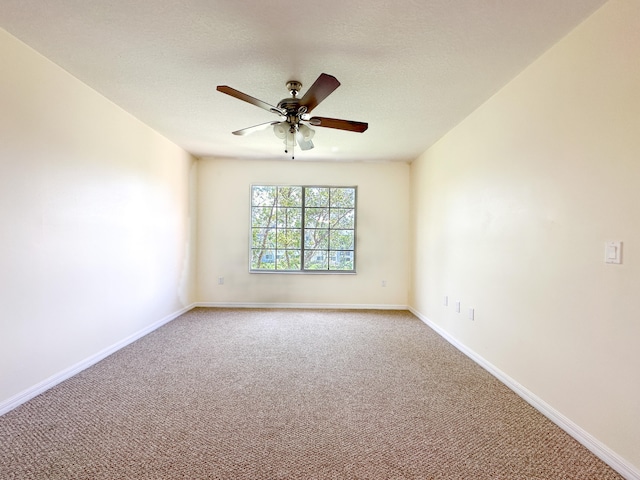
<box><xmin>251</xmin><ymin>185</ymin><xmax>356</xmax><ymax>272</ymax></box>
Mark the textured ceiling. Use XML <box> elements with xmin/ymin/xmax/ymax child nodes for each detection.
<box><xmin>1</xmin><ymin>0</ymin><xmax>607</xmax><ymax>162</ymax></box>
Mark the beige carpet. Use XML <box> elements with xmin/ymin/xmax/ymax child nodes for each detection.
<box><xmin>0</xmin><ymin>308</ymin><xmax>623</xmax><ymax>479</ymax></box>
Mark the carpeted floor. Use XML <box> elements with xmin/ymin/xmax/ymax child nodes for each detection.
<box><xmin>0</xmin><ymin>308</ymin><xmax>623</xmax><ymax>479</ymax></box>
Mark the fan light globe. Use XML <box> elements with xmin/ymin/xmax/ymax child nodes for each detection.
<box><xmin>274</xmin><ymin>122</ymin><xmax>297</xmax><ymax>146</ymax></box>
<box><xmin>299</xmin><ymin>123</ymin><xmax>315</xmax><ymax>141</ymax></box>
<box><xmin>273</xmin><ymin>122</ymin><xmax>288</xmax><ymax>139</ymax></box>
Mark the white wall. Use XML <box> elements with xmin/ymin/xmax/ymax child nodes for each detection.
<box><xmin>0</xmin><ymin>29</ymin><xmax>197</xmax><ymax>409</ymax></box>
<box><xmin>197</xmin><ymin>158</ymin><xmax>410</xmax><ymax>308</ymax></box>
<box><xmin>409</xmin><ymin>0</ymin><xmax>640</xmax><ymax>474</ymax></box>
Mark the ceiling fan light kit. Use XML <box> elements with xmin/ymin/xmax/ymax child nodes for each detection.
<box><xmin>217</xmin><ymin>73</ymin><xmax>368</xmax><ymax>159</ymax></box>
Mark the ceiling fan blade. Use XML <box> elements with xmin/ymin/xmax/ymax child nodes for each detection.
<box><xmin>308</xmin><ymin>116</ymin><xmax>368</xmax><ymax>133</ymax></box>
<box><xmin>232</xmin><ymin>121</ymin><xmax>280</xmax><ymax>136</ymax></box>
<box><xmin>299</xmin><ymin>73</ymin><xmax>340</xmax><ymax>113</ymax></box>
<box><xmin>217</xmin><ymin>85</ymin><xmax>283</xmax><ymax>114</ymax></box>
<box><xmin>295</xmin><ymin>130</ymin><xmax>314</xmax><ymax>151</ymax></box>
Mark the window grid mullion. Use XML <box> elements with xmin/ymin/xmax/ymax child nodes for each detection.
<box><xmin>327</xmin><ymin>188</ymin><xmax>332</xmax><ymax>255</ymax></box>
<box><xmin>301</xmin><ymin>187</ymin><xmax>307</xmax><ymax>270</ymax></box>
<box><xmin>274</xmin><ymin>190</ymin><xmax>278</xmax><ymax>269</ymax></box>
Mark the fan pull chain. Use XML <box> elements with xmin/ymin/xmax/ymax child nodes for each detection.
<box><xmin>284</xmin><ymin>125</ymin><xmax>295</xmax><ymax>159</ymax></box>
<box><xmin>284</xmin><ymin>141</ymin><xmax>294</xmax><ymax>159</ymax></box>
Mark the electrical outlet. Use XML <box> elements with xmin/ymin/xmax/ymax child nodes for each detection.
<box><xmin>455</xmin><ymin>301</ymin><xmax>461</xmax><ymax>313</ymax></box>
<box><xmin>218</xmin><ymin>277</ymin><xmax>224</xmax><ymax>285</ymax></box>
<box><xmin>381</xmin><ymin>280</ymin><xmax>387</xmax><ymax>287</ymax></box>
<box><xmin>468</xmin><ymin>308</ymin><xmax>474</xmax><ymax>321</ymax></box>
<box><xmin>443</xmin><ymin>296</ymin><xmax>448</xmax><ymax>306</ymax></box>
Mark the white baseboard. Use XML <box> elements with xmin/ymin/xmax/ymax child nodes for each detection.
<box><xmin>195</xmin><ymin>302</ymin><xmax>408</xmax><ymax>310</ymax></box>
<box><xmin>0</xmin><ymin>303</ymin><xmax>196</xmax><ymax>417</ymax></box>
<box><xmin>408</xmin><ymin>307</ymin><xmax>639</xmax><ymax>480</ymax></box>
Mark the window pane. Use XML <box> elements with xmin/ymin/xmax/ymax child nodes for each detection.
<box><xmin>252</xmin><ymin>249</ymin><xmax>276</xmax><ymax>269</ymax></box>
<box><xmin>329</xmin><ymin>251</ymin><xmax>354</xmax><ymax>270</ymax></box>
<box><xmin>252</xmin><ymin>206</ymin><xmax>277</xmax><ymax>228</ymax></box>
<box><xmin>305</xmin><ymin>208</ymin><xmax>329</xmax><ymax>228</ymax></box>
<box><xmin>330</xmin><ymin>209</ymin><xmax>354</xmax><ymax>229</ymax></box>
<box><xmin>277</xmin><ymin>229</ymin><xmax>301</xmax><ymax>249</ymax></box>
<box><xmin>305</xmin><ymin>250</ymin><xmax>328</xmax><ymax>270</ymax></box>
<box><xmin>305</xmin><ymin>187</ymin><xmax>329</xmax><ymax>207</ymax></box>
<box><xmin>277</xmin><ymin>186</ymin><xmax>302</xmax><ymax>207</ymax></box>
<box><xmin>252</xmin><ymin>228</ymin><xmax>276</xmax><ymax>249</ymax></box>
<box><xmin>330</xmin><ymin>230</ymin><xmax>354</xmax><ymax>250</ymax></box>
<box><xmin>330</xmin><ymin>188</ymin><xmax>355</xmax><ymax>208</ymax></box>
<box><xmin>305</xmin><ymin>229</ymin><xmax>329</xmax><ymax>249</ymax></box>
<box><xmin>252</xmin><ymin>186</ymin><xmax>277</xmax><ymax>206</ymax></box>
<box><xmin>276</xmin><ymin>207</ymin><xmax>302</xmax><ymax>228</ymax></box>
<box><xmin>276</xmin><ymin>250</ymin><xmax>300</xmax><ymax>270</ymax></box>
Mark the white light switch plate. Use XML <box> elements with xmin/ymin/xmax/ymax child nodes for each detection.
<box><xmin>605</xmin><ymin>241</ymin><xmax>622</xmax><ymax>264</ymax></box>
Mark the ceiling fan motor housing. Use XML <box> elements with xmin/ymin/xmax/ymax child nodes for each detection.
<box><xmin>278</xmin><ymin>97</ymin><xmax>302</xmax><ymax>117</ymax></box>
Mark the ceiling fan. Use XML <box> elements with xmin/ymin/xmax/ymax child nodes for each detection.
<box><xmin>217</xmin><ymin>73</ymin><xmax>368</xmax><ymax>158</ymax></box>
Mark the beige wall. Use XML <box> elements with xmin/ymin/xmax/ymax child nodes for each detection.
<box><xmin>0</xmin><ymin>29</ymin><xmax>197</xmax><ymax>408</ymax></box>
<box><xmin>197</xmin><ymin>158</ymin><xmax>410</xmax><ymax>308</ymax></box>
<box><xmin>409</xmin><ymin>0</ymin><xmax>640</xmax><ymax>472</ymax></box>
